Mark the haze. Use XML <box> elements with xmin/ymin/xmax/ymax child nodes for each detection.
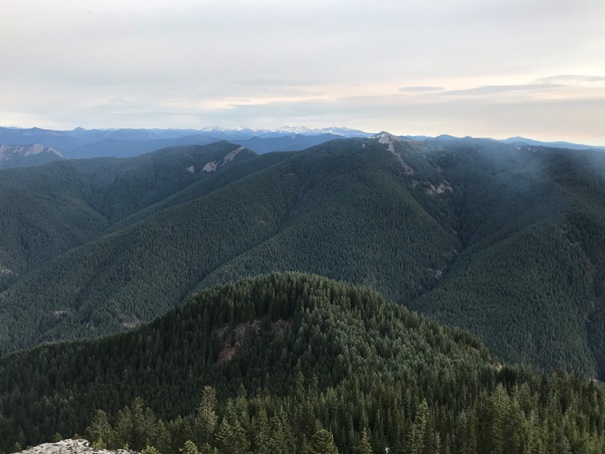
<box><xmin>1</xmin><ymin>0</ymin><xmax>604</xmax><ymax>145</ymax></box>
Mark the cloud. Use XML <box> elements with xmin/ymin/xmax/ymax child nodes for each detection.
<box><xmin>532</xmin><ymin>75</ymin><xmax>605</xmax><ymax>85</ymax></box>
<box><xmin>1</xmin><ymin>1</ymin><xmax>605</xmax><ymax>145</ymax></box>
<box><xmin>422</xmin><ymin>76</ymin><xmax>605</xmax><ymax>102</ymax></box>
<box><xmin>441</xmin><ymin>84</ymin><xmax>556</xmax><ymax>97</ymax></box>
<box><xmin>399</xmin><ymin>86</ymin><xmax>444</xmax><ymax>93</ymax></box>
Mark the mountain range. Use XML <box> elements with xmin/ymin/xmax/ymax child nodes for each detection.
<box><xmin>2</xmin><ymin>132</ymin><xmax>605</xmax><ymax>452</ymax></box>
<box><xmin>0</xmin><ymin>126</ymin><xmax>370</xmax><ymax>162</ymax></box>
<box><xmin>1</xmin><ymin>133</ymin><xmax>605</xmax><ymax>380</ymax></box>
<box><xmin>0</xmin><ymin>126</ymin><xmax>603</xmax><ymax>167</ymax></box>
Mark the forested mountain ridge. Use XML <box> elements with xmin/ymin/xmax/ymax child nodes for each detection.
<box><xmin>409</xmin><ymin>138</ymin><xmax>605</xmax><ymax>377</ymax></box>
<box><xmin>1</xmin><ymin>136</ymin><xmax>605</xmax><ymax>379</ymax></box>
<box><xmin>2</xmin><ymin>126</ymin><xmax>603</xmax><ymax>160</ymax></box>
<box><xmin>0</xmin><ymin>137</ymin><xmax>458</xmax><ymax>355</ymax></box>
<box><xmin>1</xmin><ymin>273</ymin><xmax>604</xmax><ymax>453</ymax></box>
<box><xmin>0</xmin><ymin>141</ymin><xmax>256</xmax><ymax>296</ymax></box>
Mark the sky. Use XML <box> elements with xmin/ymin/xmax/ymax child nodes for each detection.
<box><xmin>1</xmin><ymin>0</ymin><xmax>604</xmax><ymax>144</ymax></box>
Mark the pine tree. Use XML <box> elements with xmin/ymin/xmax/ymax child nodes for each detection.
<box><xmin>252</xmin><ymin>406</ymin><xmax>270</xmax><ymax>454</ymax></box>
<box><xmin>152</xmin><ymin>420</ymin><xmax>173</xmax><ymax>454</ymax></box>
<box><xmin>355</xmin><ymin>428</ymin><xmax>373</xmax><ymax>454</ymax></box>
<box><xmin>215</xmin><ymin>400</ymin><xmax>250</xmax><ymax>454</ymax></box>
<box><xmin>310</xmin><ymin>428</ymin><xmax>339</xmax><ymax>454</ymax></box>
<box><xmin>181</xmin><ymin>440</ymin><xmax>199</xmax><ymax>454</ymax></box>
<box><xmin>410</xmin><ymin>399</ymin><xmax>430</xmax><ymax>454</ymax></box>
<box><xmin>86</xmin><ymin>409</ymin><xmax>112</xmax><ymax>448</ymax></box>
<box><xmin>195</xmin><ymin>386</ymin><xmax>218</xmax><ymax>446</ymax></box>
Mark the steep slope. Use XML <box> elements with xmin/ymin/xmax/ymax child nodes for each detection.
<box><xmin>199</xmin><ymin>135</ymin><xmax>459</xmax><ymax>295</ymax></box>
<box><xmin>0</xmin><ymin>138</ymin><xmax>457</xmax><ymax>355</ymax></box>
<box><xmin>0</xmin><ymin>142</ymin><xmax>254</xmax><ymax>292</ymax></box>
<box><xmin>408</xmin><ymin>140</ymin><xmax>605</xmax><ymax>376</ymax></box>
<box><xmin>1</xmin><ymin>273</ymin><xmax>604</xmax><ymax>453</ymax></box>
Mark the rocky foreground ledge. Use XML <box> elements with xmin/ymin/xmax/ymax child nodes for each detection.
<box><xmin>18</xmin><ymin>440</ymin><xmax>135</xmax><ymax>454</ymax></box>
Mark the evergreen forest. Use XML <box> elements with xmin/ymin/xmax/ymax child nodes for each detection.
<box><xmin>1</xmin><ymin>136</ymin><xmax>605</xmax><ymax>452</ymax></box>
<box><xmin>1</xmin><ymin>273</ymin><xmax>604</xmax><ymax>453</ymax></box>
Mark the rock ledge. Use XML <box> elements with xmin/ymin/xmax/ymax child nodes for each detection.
<box><xmin>18</xmin><ymin>439</ymin><xmax>135</xmax><ymax>454</ymax></box>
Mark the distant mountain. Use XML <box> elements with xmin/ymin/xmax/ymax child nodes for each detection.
<box><xmin>3</xmin><ymin>126</ymin><xmax>602</xmax><ymax>160</ymax></box>
<box><xmin>0</xmin><ymin>143</ymin><xmax>64</xmax><ymax>168</ymax></box>
<box><xmin>0</xmin><ymin>128</ymin><xmax>82</xmax><ymax>151</ymax></box>
<box><xmin>196</xmin><ymin>125</ymin><xmax>371</xmax><ymax>138</ymax></box>
<box><xmin>401</xmin><ymin>134</ymin><xmax>605</xmax><ymax>152</ymax></box>
<box><xmin>65</xmin><ymin>133</ymin><xmax>350</xmax><ymax>159</ymax></box>
<box><xmin>0</xmin><ymin>126</ymin><xmax>372</xmax><ymax>159</ymax></box>
<box><xmin>65</xmin><ymin>135</ymin><xmax>218</xmax><ymax>158</ymax></box>
<box><xmin>501</xmin><ymin>136</ymin><xmax>605</xmax><ymax>152</ymax></box>
<box><xmin>270</xmin><ymin>125</ymin><xmax>372</xmax><ymax>137</ymax></box>
<box><xmin>235</xmin><ymin>133</ymin><xmax>345</xmax><ymax>153</ymax></box>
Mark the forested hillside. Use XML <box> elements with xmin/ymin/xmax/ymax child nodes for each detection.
<box><xmin>0</xmin><ymin>138</ymin><xmax>458</xmax><ymax>355</ymax></box>
<box><xmin>410</xmin><ymin>139</ymin><xmax>605</xmax><ymax>377</ymax></box>
<box><xmin>0</xmin><ymin>141</ymin><xmax>255</xmax><ymax>292</ymax></box>
<box><xmin>1</xmin><ymin>136</ymin><xmax>605</xmax><ymax>379</ymax></box>
<box><xmin>1</xmin><ymin>273</ymin><xmax>604</xmax><ymax>453</ymax></box>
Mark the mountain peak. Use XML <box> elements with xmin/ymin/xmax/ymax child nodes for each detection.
<box><xmin>374</xmin><ymin>131</ymin><xmax>402</xmax><ymax>144</ymax></box>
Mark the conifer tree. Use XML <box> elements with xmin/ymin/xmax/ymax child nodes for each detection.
<box><xmin>86</xmin><ymin>409</ymin><xmax>112</xmax><ymax>448</ymax></box>
<box><xmin>355</xmin><ymin>428</ymin><xmax>373</xmax><ymax>454</ymax></box>
<box><xmin>215</xmin><ymin>400</ymin><xmax>250</xmax><ymax>454</ymax></box>
<box><xmin>181</xmin><ymin>440</ymin><xmax>199</xmax><ymax>454</ymax></box>
<box><xmin>311</xmin><ymin>428</ymin><xmax>339</xmax><ymax>454</ymax></box>
<box><xmin>195</xmin><ymin>386</ymin><xmax>218</xmax><ymax>446</ymax></box>
<box><xmin>252</xmin><ymin>406</ymin><xmax>270</xmax><ymax>454</ymax></box>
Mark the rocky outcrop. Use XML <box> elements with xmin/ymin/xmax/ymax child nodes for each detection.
<box><xmin>201</xmin><ymin>146</ymin><xmax>245</xmax><ymax>172</ymax></box>
<box><xmin>18</xmin><ymin>439</ymin><xmax>135</xmax><ymax>454</ymax></box>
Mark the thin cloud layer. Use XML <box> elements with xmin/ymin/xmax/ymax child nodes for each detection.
<box><xmin>1</xmin><ymin>0</ymin><xmax>604</xmax><ymax>144</ymax></box>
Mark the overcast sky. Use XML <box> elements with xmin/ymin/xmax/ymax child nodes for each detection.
<box><xmin>1</xmin><ymin>0</ymin><xmax>604</xmax><ymax>144</ymax></box>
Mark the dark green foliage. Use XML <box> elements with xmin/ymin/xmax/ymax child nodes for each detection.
<box><xmin>0</xmin><ymin>273</ymin><xmax>604</xmax><ymax>453</ymax></box>
<box><xmin>0</xmin><ymin>141</ymin><xmax>255</xmax><ymax>291</ymax></box>
<box><xmin>0</xmin><ymin>138</ymin><xmax>457</xmax><ymax>356</ymax></box>
<box><xmin>410</xmin><ymin>140</ymin><xmax>605</xmax><ymax>376</ymax></box>
<box><xmin>310</xmin><ymin>428</ymin><xmax>339</xmax><ymax>454</ymax></box>
<box><xmin>3</xmin><ymin>136</ymin><xmax>605</xmax><ymax>380</ymax></box>
<box><xmin>0</xmin><ymin>142</ymin><xmax>274</xmax><ymax>354</ymax></box>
